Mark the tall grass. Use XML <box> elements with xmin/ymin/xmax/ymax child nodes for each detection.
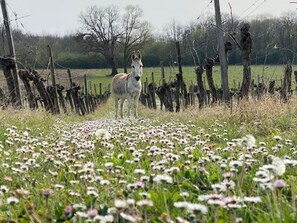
<box><xmin>1</xmin><ymin>93</ymin><xmax>297</xmax><ymax>139</ymax></box>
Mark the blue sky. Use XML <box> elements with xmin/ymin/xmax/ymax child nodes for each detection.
<box><xmin>6</xmin><ymin>0</ymin><xmax>296</xmax><ymax>36</ymax></box>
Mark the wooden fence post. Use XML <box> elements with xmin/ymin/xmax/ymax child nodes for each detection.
<box><xmin>256</xmin><ymin>74</ymin><xmax>260</xmax><ymax>99</ymax></box>
<box><xmin>294</xmin><ymin>71</ymin><xmax>297</xmax><ymax>93</ymax></box>
<box><xmin>175</xmin><ymin>41</ymin><xmax>188</xmax><ymax>111</ymax></box>
<box><xmin>84</xmin><ymin>74</ymin><xmax>90</xmax><ymax>113</ymax></box>
<box><xmin>149</xmin><ymin>72</ymin><xmax>157</xmax><ymax>109</ymax></box>
<box><xmin>89</xmin><ymin>81</ymin><xmax>92</xmax><ymax>95</ymax></box>
<box><xmin>99</xmin><ymin>83</ymin><xmax>102</xmax><ymax>96</ymax></box>
<box><xmin>281</xmin><ymin>61</ymin><xmax>292</xmax><ymax>102</ymax></box>
<box><xmin>240</xmin><ymin>23</ymin><xmax>252</xmax><ymax>99</ymax></box>
<box><xmin>31</xmin><ymin>69</ymin><xmax>54</xmax><ymax>112</ymax></box>
<box><xmin>67</xmin><ymin>69</ymin><xmax>80</xmax><ymax>114</ymax></box>
<box><xmin>66</xmin><ymin>68</ymin><xmax>74</xmax><ymax>111</ymax></box>
<box><xmin>151</xmin><ymin>72</ymin><xmax>155</xmax><ymax>84</ymax></box>
<box><xmin>84</xmin><ymin>74</ymin><xmax>87</xmax><ymax>95</ymax></box>
<box><xmin>214</xmin><ymin>0</ymin><xmax>230</xmax><ymax>103</ymax></box>
<box><xmin>142</xmin><ymin>79</ymin><xmax>148</xmax><ymax>107</ymax></box>
<box><xmin>204</xmin><ymin>58</ymin><xmax>217</xmax><ymax>104</ymax></box>
<box><xmin>94</xmin><ymin>84</ymin><xmax>97</xmax><ymax>95</ymax></box>
<box><xmin>195</xmin><ymin>65</ymin><xmax>206</xmax><ymax>108</ymax></box>
<box><xmin>67</xmin><ymin>68</ymin><xmax>73</xmax><ymax>88</ymax></box>
<box><xmin>160</xmin><ymin>61</ymin><xmax>166</xmax><ymax>85</ymax></box>
<box><xmin>0</xmin><ymin>0</ymin><xmax>22</xmax><ymax>107</ymax></box>
<box><xmin>47</xmin><ymin>45</ymin><xmax>60</xmax><ymax>114</ymax></box>
<box><xmin>1</xmin><ymin>59</ymin><xmax>16</xmax><ymax>104</ymax></box>
<box><xmin>175</xmin><ymin>42</ymin><xmax>181</xmax><ymax>112</ymax></box>
<box><xmin>18</xmin><ymin>70</ymin><xmax>36</xmax><ymax>109</ymax></box>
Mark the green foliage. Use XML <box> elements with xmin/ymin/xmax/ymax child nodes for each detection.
<box><xmin>56</xmin><ymin>53</ymin><xmax>106</xmax><ymax>69</ymax></box>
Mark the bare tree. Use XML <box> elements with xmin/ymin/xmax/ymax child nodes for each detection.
<box><xmin>121</xmin><ymin>5</ymin><xmax>151</xmax><ymax>73</ymax></box>
<box><xmin>161</xmin><ymin>20</ymin><xmax>185</xmax><ymax>65</ymax></box>
<box><xmin>77</xmin><ymin>5</ymin><xmax>121</xmax><ymax>75</ymax></box>
<box><xmin>164</xmin><ymin>19</ymin><xmax>184</xmax><ymax>41</ymax></box>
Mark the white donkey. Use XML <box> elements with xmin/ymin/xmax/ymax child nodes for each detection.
<box><xmin>111</xmin><ymin>50</ymin><xmax>143</xmax><ymax>119</ymax></box>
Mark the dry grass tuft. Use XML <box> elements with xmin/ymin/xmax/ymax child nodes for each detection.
<box><xmin>1</xmin><ymin>95</ymin><xmax>297</xmax><ymax>139</ymax></box>
<box><xmin>139</xmin><ymin>95</ymin><xmax>297</xmax><ymax>137</ymax></box>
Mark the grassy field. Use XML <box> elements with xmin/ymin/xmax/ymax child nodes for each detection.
<box><xmin>0</xmin><ymin>64</ymin><xmax>290</xmax><ymax>96</ymax></box>
<box><xmin>0</xmin><ymin>95</ymin><xmax>296</xmax><ymax>222</ymax></box>
<box><xmin>81</xmin><ymin>64</ymin><xmax>288</xmax><ymax>89</ymax></box>
<box><xmin>2</xmin><ymin>64</ymin><xmax>287</xmax><ymax>91</ymax></box>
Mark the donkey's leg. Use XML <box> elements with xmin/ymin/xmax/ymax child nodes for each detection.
<box><xmin>114</xmin><ymin>97</ymin><xmax>119</xmax><ymax>119</ymax></box>
<box><xmin>133</xmin><ymin>95</ymin><xmax>138</xmax><ymax>118</ymax></box>
<box><xmin>120</xmin><ymin>98</ymin><xmax>125</xmax><ymax>118</ymax></box>
<box><xmin>134</xmin><ymin>94</ymin><xmax>140</xmax><ymax>118</ymax></box>
<box><xmin>127</xmin><ymin>95</ymin><xmax>131</xmax><ymax>118</ymax></box>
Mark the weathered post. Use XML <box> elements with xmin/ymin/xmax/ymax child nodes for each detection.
<box><xmin>94</xmin><ymin>84</ymin><xmax>97</xmax><ymax>95</ymax></box>
<box><xmin>142</xmin><ymin>79</ymin><xmax>148</xmax><ymax>107</ymax></box>
<box><xmin>67</xmin><ymin>69</ymin><xmax>80</xmax><ymax>113</ymax></box>
<box><xmin>84</xmin><ymin>74</ymin><xmax>87</xmax><ymax>94</ymax></box>
<box><xmin>160</xmin><ymin>60</ymin><xmax>166</xmax><ymax>85</ymax></box>
<box><xmin>281</xmin><ymin>61</ymin><xmax>292</xmax><ymax>102</ymax></box>
<box><xmin>31</xmin><ymin>69</ymin><xmax>54</xmax><ymax>112</ymax></box>
<box><xmin>145</xmin><ymin>77</ymin><xmax>151</xmax><ymax>107</ymax></box>
<box><xmin>240</xmin><ymin>23</ymin><xmax>252</xmax><ymax>99</ymax></box>
<box><xmin>84</xmin><ymin>74</ymin><xmax>90</xmax><ymax>113</ymax></box>
<box><xmin>57</xmin><ymin>84</ymin><xmax>67</xmax><ymax>113</ymax></box>
<box><xmin>47</xmin><ymin>45</ymin><xmax>60</xmax><ymax>114</ymax></box>
<box><xmin>149</xmin><ymin>72</ymin><xmax>157</xmax><ymax>109</ymax></box>
<box><xmin>195</xmin><ymin>65</ymin><xmax>206</xmax><ymax>108</ymax></box>
<box><xmin>268</xmin><ymin>80</ymin><xmax>275</xmax><ymax>95</ymax></box>
<box><xmin>1</xmin><ymin>0</ymin><xmax>22</xmax><ymax>107</ymax></box>
<box><xmin>294</xmin><ymin>71</ymin><xmax>297</xmax><ymax>93</ymax></box>
<box><xmin>66</xmin><ymin>89</ymin><xmax>74</xmax><ymax>112</ymax></box>
<box><xmin>1</xmin><ymin>58</ymin><xmax>16</xmax><ymax>104</ymax></box>
<box><xmin>160</xmin><ymin>61</ymin><xmax>165</xmax><ymax>110</ymax></box>
<box><xmin>88</xmin><ymin>81</ymin><xmax>94</xmax><ymax>111</ymax></box>
<box><xmin>18</xmin><ymin>70</ymin><xmax>36</xmax><ymax>109</ymax></box>
<box><xmin>214</xmin><ymin>0</ymin><xmax>230</xmax><ymax>104</ymax></box>
<box><xmin>175</xmin><ymin>41</ymin><xmax>188</xmax><ymax>111</ymax></box>
<box><xmin>89</xmin><ymin>81</ymin><xmax>92</xmax><ymax>95</ymax></box>
<box><xmin>175</xmin><ymin>42</ymin><xmax>182</xmax><ymax>112</ymax></box>
<box><xmin>156</xmin><ymin>84</ymin><xmax>174</xmax><ymax>112</ymax></box>
<box><xmin>204</xmin><ymin>58</ymin><xmax>217</xmax><ymax>104</ymax></box>
<box><xmin>151</xmin><ymin>72</ymin><xmax>155</xmax><ymax>84</ymax></box>
<box><xmin>67</xmin><ymin>68</ymin><xmax>73</xmax><ymax>88</ymax></box>
<box><xmin>256</xmin><ymin>74</ymin><xmax>260</xmax><ymax>99</ymax></box>
<box><xmin>99</xmin><ymin>83</ymin><xmax>102</xmax><ymax>96</ymax></box>
<box><xmin>67</xmin><ymin>68</ymin><xmax>74</xmax><ymax>111</ymax></box>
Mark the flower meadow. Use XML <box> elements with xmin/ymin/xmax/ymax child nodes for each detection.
<box><xmin>0</xmin><ymin>118</ymin><xmax>296</xmax><ymax>223</ymax></box>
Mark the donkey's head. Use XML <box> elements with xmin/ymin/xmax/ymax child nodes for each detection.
<box><xmin>131</xmin><ymin>50</ymin><xmax>143</xmax><ymax>82</ymax></box>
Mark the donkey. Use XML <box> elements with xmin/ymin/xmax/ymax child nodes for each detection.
<box><xmin>111</xmin><ymin>50</ymin><xmax>143</xmax><ymax>119</ymax></box>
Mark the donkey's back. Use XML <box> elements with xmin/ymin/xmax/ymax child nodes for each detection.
<box><xmin>111</xmin><ymin>73</ymin><xmax>132</xmax><ymax>99</ymax></box>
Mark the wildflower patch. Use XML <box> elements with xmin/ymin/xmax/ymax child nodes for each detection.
<box><xmin>0</xmin><ymin>119</ymin><xmax>296</xmax><ymax>222</ymax></box>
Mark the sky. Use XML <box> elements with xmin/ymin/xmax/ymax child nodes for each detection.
<box><xmin>5</xmin><ymin>0</ymin><xmax>297</xmax><ymax>36</ymax></box>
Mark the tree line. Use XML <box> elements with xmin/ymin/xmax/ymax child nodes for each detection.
<box><xmin>3</xmin><ymin>5</ymin><xmax>297</xmax><ymax>74</ymax></box>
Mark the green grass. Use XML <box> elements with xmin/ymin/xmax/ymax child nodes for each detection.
<box><xmin>50</xmin><ymin>64</ymin><xmax>290</xmax><ymax>92</ymax></box>
<box><xmin>0</xmin><ymin>65</ymin><xmax>289</xmax><ymax>93</ymax></box>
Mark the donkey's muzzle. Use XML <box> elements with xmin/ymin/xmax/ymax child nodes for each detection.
<box><xmin>135</xmin><ymin>76</ymin><xmax>140</xmax><ymax>81</ymax></box>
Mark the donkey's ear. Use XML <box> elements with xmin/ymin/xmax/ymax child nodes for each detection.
<box><xmin>131</xmin><ymin>51</ymin><xmax>136</xmax><ymax>60</ymax></box>
<box><xmin>137</xmin><ymin>50</ymin><xmax>142</xmax><ymax>59</ymax></box>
